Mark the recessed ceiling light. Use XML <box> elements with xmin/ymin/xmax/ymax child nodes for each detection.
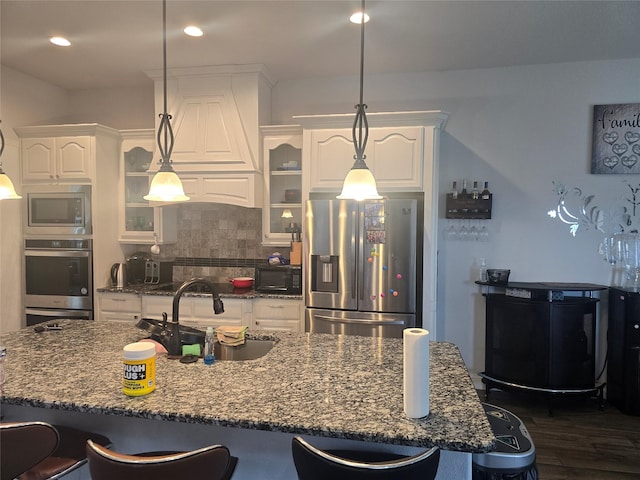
<box><xmin>349</xmin><ymin>12</ymin><xmax>370</xmax><ymax>24</ymax></box>
<box><xmin>183</xmin><ymin>25</ymin><xmax>203</xmax><ymax>37</ymax></box>
<box><xmin>50</xmin><ymin>36</ymin><xmax>71</xmax><ymax>47</ymax></box>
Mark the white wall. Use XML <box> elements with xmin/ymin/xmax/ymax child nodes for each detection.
<box><xmin>69</xmin><ymin>86</ymin><xmax>154</xmax><ymax>130</ymax></box>
<box><xmin>3</xmin><ymin>58</ymin><xmax>640</xmax><ymax>382</ymax></box>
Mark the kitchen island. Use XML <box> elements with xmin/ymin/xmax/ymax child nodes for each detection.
<box><xmin>1</xmin><ymin>321</ymin><xmax>494</xmax><ymax>479</ymax></box>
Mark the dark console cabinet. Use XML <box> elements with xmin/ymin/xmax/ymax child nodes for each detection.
<box><xmin>607</xmin><ymin>287</ymin><xmax>640</xmax><ymax>415</ymax></box>
<box><xmin>485</xmin><ymin>294</ymin><xmax>597</xmax><ymax>390</ymax></box>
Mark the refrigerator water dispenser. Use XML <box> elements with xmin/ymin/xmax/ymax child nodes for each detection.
<box><xmin>311</xmin><ymin>255</ymin><xmax>339</xmax><ymax>293</ymax></box>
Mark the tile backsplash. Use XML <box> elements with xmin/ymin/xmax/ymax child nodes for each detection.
<box><xmin>160</xmin><ymin>203</ymin><xmax>289</xmax><ymax>283</ymax></box>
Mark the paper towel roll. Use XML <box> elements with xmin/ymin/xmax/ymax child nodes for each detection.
<box><xmin>403</xmin><ymin>328</ymin><xmax>430</xmax><ymax>418</ymax></box>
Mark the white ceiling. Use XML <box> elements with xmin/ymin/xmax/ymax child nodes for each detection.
<box><xmin>1</xmin><ymin>0</ymin><xmax>639</xmax><ymax>91</ymax></box>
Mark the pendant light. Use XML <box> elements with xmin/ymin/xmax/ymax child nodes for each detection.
<box><xmin>337</xmin><ymin>0</ymin><xmax>381</xmax><ymax>201</ymax></box>
<box><xmin>0</xmin><ymin>123</ymin><xmax>22</xmax><ymax>200</ymax></box>
<box><xmin>144</xmin><ymin>0</ymin><xmax>189</xmax><ymax>202</ymax></box>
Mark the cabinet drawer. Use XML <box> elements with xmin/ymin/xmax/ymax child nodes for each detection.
<box><xmin>141</xmin><ymin>295</ymin><xmax>173</xmax><ymax>318</ymax></box>
<box><xmin>101</xmin><ymin>312</ymin><xmax>141</xmax><ymax>323</ymax></box>
<box><xmin>99</xmin><ymin>293</ymin><xmax>141</xmax><ymax>313</ymax></box>
<box><xmin>254</xmin><ymin>299</ymin><xmax>301</xmax><ymax>320</ymax></box>
<box><xmin>191</xmin><ymin>297</ymin><xmax>248</xmax><ymax>326</ymax></box>
<box><xmin>254</xmin><ymin>319</ymin><xmax>301</xmax><ymax>332</ymax></box>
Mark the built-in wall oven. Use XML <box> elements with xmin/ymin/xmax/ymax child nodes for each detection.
<box><xmin>24</xmin><ymin>239</ymin><xmax>93</xmax><ymax>326</ymax></box>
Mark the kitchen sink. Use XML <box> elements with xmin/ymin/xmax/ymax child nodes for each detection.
<box><xmin>135</xmin><ymin>318</ymin><xmax>275</xmax><ymax>361</ymax></box>
<box><xmin>214</xmin><ymin>339</ymin><xmax>275</xmax><ymax>361</ymax></box>
<box><xmin>136</xmin><ymin>318</ymin><xmax>206</xmax><ymax>345</ymax></box>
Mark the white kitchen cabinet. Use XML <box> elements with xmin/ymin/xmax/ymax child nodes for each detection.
<box><xmin>252</xmin><ymin>298</ymin><xmax>303</xmax><ymax>332</ymax></box>
<box><xmin>97</xmin><ymin>292</ymin><xmax>142</xmax><ymax>323</ymax></box>
<box><xmin>118</xmin><ymin>129</ymin><xmax>177</xmax><ymax>244</ymax></box>
<box><xmin>141</xmin><ymin>295</ymin><xmax>173</xmax><ymax>320</ymax></box>
<box><xmin>142</xmin><ymin>295</ymin><xmax>250</xmax><ymax>329</ymax></box>
<box><xmin>16</xmin><ymin>124</ymin><xmax>121</xmax><ymax>185</ymax></box>
<box><xmin>295</xmin><ymin>111</ymin><xmax>448</xmax><ymax>195</ymax></box>
<box><xmin>186</xmin><ymin>297</ymin><xmax>249</xmax><ymax>328</ymax></box>
<box><xmin>260</xmin><ymin>125</ymin><xmax>303</xmax><ymax>246</ymax></box>
<box><xmin>19</xmin><ymin>133</ymin><xmax>93</xmax><ymax>184</ymax></box>
<box><xmin>303</xmin><ymin>126</ymin><xmax>423</xmax><ymax>192</ymax></box>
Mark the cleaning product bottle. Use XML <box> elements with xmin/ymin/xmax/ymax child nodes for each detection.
<box><xmin>204</xmin><ymin>327</ymin><xmax>215</xmax><ymax>365</ymax></box>
<box><xmin>479</xmin><ymin>258</ymin><xmax>488</xmax><ymax>283</ymax></box>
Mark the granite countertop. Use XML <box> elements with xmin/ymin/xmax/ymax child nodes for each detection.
<box><xmin>0</xmin><ymin>321</ymin><xmax>494</xmax><ymax>453</ymax></box>
<box><xmin>97</xmin><ymin>282</ymin><xmax>303</xmax><ymax>300</ymax></box>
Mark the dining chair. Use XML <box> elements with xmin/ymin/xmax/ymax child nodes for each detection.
<box><xmin>291</xmin><ymin>435</ymin><xmax>440</xmax><ymax>480</ymax></box>
<box><xmin>0</xmin><ymin>421</ymin><xmax>111</xmax><ymax>479</ymax></box>
<box><xmin>86</xmin><ymin>439</ymin><xmax>237</xmax><ymax>480</ymax></box>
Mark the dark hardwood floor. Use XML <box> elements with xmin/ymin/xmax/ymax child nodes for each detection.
<box><xmin>477</xmin><ymin>389</ymin><xmax>640</xmax><ymax>479</ymax></box>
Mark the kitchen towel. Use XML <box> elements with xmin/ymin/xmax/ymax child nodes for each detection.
<box><xmin>403</xmin><ymin>328</ymin><xmax>430</xmax><ymax>418</ymax></box>
<box><xmin>216</xmin><ymin>326</ymin><xmax>248</xmax><ymax>346</ymax></box>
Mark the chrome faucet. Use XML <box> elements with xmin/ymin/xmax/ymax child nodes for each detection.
<box><xmin>162</xmin><ymin>278</ymin><xmax>225</xmax><ymax>356</ymax></box>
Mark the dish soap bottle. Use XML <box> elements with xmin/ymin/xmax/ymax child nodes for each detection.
<box><xmin>204</xmin><ymin>327</ymin><xmax>215</xmax><ymax>365</ymax></box>
<box><xmin>479</xmin><ymin>258</ymin><xmax>488</xmax><ymax>283</ymax></box>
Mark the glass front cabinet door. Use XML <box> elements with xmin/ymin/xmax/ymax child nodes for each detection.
<box><xmin>261</xmin><ymin>125</ymin><xmax>303</xmax><ymax>247</ymax></box>
<box><xmin>119</xmin><ymin>129</ymin><xmax>177</xmax><ymax>244</ymax></box>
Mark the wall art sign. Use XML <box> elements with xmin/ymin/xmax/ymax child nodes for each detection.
<box><xmin>592</xmin><ymin>103</ymin><xmax>640</xmax><ymax>174</ymax></box>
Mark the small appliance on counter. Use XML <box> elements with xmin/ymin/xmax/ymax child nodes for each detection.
<box><xmin>255</xmin><ymin>265</ymin><xmax>302</xmax><ymax>294</ymax></box>
<box><xmin>110</xmin><ymin>262</ymin><xmax>128</xmax><ymax>288</ymax></box>
<box><xmin>126</xmin><ymin>251</ymin><xmax>152</xmax><ymax>285</ymax></box>
<box><xmin>144</xmin><ymin>260</ymin><xmax>174</xmax><ymax>284</ymax></box>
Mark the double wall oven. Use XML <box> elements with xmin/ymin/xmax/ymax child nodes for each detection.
<box><xmin>23</xmin><ymin>185</ymin><xmax>93</xmax><ymax>325</ymax></box>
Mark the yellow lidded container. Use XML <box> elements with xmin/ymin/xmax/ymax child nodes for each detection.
<box><xmin>123</xmin><ymin>342</ymin><xmax>156</xmax><ymax>396</ymax></box>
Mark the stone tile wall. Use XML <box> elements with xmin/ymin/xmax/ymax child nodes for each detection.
<box><xmin>161</xmin><ymin>203</ymin><xmax>290</xmax><ymax>283</ymax></box>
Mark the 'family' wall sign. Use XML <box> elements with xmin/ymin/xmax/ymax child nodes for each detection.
<box><xmin>591</xmin><ymin>103</ymin><xmax>640</xmax><ymax>174</ymax></box>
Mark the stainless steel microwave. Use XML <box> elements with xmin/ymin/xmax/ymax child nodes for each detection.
<box><xmin>255</xmin><ymin>265</ymin><xmax>302</xmax><ymax>294</ymax></box>
<box><xmin>24</xmin><ymin>185</ymin><xmax>92</xmax><ymax>235</ymax></box>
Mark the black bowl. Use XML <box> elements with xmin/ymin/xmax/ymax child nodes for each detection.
<box><xmin>487</xmin><ymin>269</ymin><xmax>511</xmax><ymax>285</ymax></box>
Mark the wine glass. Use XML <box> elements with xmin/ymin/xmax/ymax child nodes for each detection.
<box><xmin>446</xmin><ymin>222</ymin><xmax>458</xmax><ymax>241</ymax></box>
<box><xmin>458</xmin><ymin>222</ymin><xmax>468</xmax><ymax>242</ymax></box>
<box><xmin>479</xmin><ymin>224</ymin><xmax>489</xmax><ymax>242</ymax></box>
<box><xmin>469</xmin><ymin>222</ymin><xmax>479</xmax><ymax>241</ymax></box>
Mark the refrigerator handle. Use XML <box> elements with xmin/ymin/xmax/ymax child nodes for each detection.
<box><xmin>314</xmin><ymin>314</ymin><xmax>406</xmax><ymax>326</ymax></box>
<box><xmin>351</xmin><ymin>207</ymin><xmax>357</xmax><ymax>300</ymax></box>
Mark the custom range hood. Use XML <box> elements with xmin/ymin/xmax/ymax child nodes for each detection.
<box><xmin>145</xmin><ymin>65</ymin><xmax>274</xmax><ymax>207</ymax></box>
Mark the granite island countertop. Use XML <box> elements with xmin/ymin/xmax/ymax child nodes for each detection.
<box><xmin>0</xmin><ymin>321</ymin><xmax>494</xmax><ymax>453</ymax></box>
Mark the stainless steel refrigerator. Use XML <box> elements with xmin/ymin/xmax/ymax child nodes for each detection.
<box><xmin>305</xmin><ymin>194</ymin><xmax>423</xmax><ymax>338</ymax></box>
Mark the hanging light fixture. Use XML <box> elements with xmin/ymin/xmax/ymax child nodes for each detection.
<box><xmin>337</xmin><ymin>0</ymin><xmax>381</xmax><ymax>201</ymax></box>
<box><xmin>144</xmin><ymin>0</ymin><xmax>189</xmax><ymax>202</ymax></box>
<box><xmin>0</xmin><ymin>122</ymin><xmax>22</xmax><ymax>200</ymax></box>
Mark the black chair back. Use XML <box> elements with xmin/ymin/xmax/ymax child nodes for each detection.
<box><xmin>292</xmin><ymin>436</ymin><xmax>440</xmax><ymax>480</ymax></box>
<box><xmin>86</xmin><ymin>440</ymin><xmax>233</xmax><ymax>480</ymax></box>
<box><xmin>0</xmin><ymin>421</ymin><xmax>59</xmax><ymax>479</ymax></box>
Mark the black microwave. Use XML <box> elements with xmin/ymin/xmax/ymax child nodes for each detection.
<box><xmin>255</xmin><ymin>265</ymin><xmax>302</xmax><ymax>294</ymax></box>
